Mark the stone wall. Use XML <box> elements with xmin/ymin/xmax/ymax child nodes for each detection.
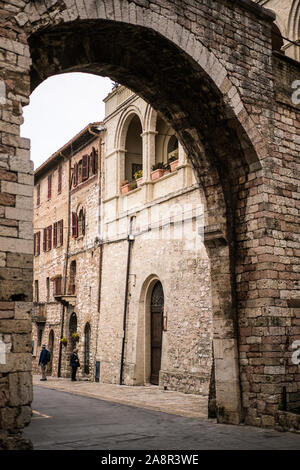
<box><xmin>0</xmin><ymin>3</ymin><xmax>33</xmax><ymax>448</ymax></box>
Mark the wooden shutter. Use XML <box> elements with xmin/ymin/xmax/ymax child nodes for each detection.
<box><xmin>48</xmin><ymin>225</ymin><xmax>52</xmax><ymax>250</ymax></box>
<box><xmin>53</xmin><ymin>222</ymin><xmax>57</xmax><ymax>248</ymax></box>
<box><xmin>43</xmin><ymin>228</ymin><xmax>47</xmax><ymax>251</ymax></box>
<box><xmin>58</xmin><ymin>165</ymin><xmax>62</xmax><ymax>194</ymax></box>
<box><xmin>34</xmin><ymin>233</ymin><xmax>36</xmax><ymax>256</ymax></box>
<box><xmin>82</xmin><ymin>154</ymin><xmax>89</xmax><ymax>181</ymax></box>
<box><xmin>37</xmin><ymin>232</ymin><xmax>40</xmax><ymax>256</ymax></box>
<box><xmin>37</xmin><ymin>184</ymin><xmax>40</xmax><ymax>206</ymax></box>
<box><xmin>72</xmin><ymin>212</ymin><xmax>78</xmax><ymax>238</ymax></box>
<box><xmin>48</xmin><ymin>174</ymin><xmax>52</xmax><ymax>199</ymax></box>
<box><xmin>91</xmin><ymin>148</ymin><xmax>96</xmax><ymax>175</ymax></box>
<box><xmin>74</xmin><ymin>163</ymin><xmax>78</xmax><ymax>187</ymax></box>
<box><xmin>60</xmin><ymin>219</ymin><xmax>64</xmax><ymax>245</ymax></box>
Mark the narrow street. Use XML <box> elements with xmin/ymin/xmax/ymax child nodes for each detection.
<box><xmin>24</xmin><ymin>385</ymin><xmax>300</xmax><ymax>450</ymax></box>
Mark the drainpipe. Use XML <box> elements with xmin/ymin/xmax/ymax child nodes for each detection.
<box><xmin>120</xmin><ymin>233</ymin><xmax>135</xmax><ymax>385</ymax></box>
<box><xmin>87</xmin><ymin>127</ymin><xmax>105</xmax><ymax>382</ymax></box>
<box><xmin>58</xmin><ymin>152</ymin><xmax>72</xmax><ymax>377</ymax></box>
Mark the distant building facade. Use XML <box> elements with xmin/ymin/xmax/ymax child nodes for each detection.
<box><xmin>254</xmin><ymin>0</ymin><xmax>300</xmax><ymax>61</ymax></box>
<box><xmin>32</xmin><ymin>87</ymin><xmax>213</xmax><ymax>404</ymax></box>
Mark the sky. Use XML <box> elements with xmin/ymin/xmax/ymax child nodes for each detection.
<box><xmin>20</xmin><ymin>73</ymin><xmax>114</xmax><ymax>170</ymax></box>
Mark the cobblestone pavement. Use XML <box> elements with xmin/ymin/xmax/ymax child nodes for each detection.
<box><xmin>24</xmin><ymin>384</ymin><xmax>300</xmax><ymax>450</ymax></box>
<box><xmin>32</xmin><ymin>375</ymin><xmax>209</xmax><ymax>419</ymax></box>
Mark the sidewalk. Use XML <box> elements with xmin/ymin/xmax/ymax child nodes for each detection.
<box><xmin>32</xmin><ymin>375</ymin><xmax>209</xmax><ymax>420</ymax></box>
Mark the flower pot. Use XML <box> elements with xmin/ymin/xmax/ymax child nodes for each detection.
<box><xmin>121</xmin><ymin>183</ymin><xmax>130</xmax><ymax>194</ymax></box>
<box><xmin>163</xmin><ymin>169</ymin><xmax>171</xmax><ymax>176</ymax></box>
<box><xmin>136</xmin><ymin>177</ymin><xmax>143</xmax><ymax>187</ymax></box>
<box><xmin>170</xmin><ymin>159</ymin><xmax>179</xmax><ymax>172</ymax></box>
<box><xmin>151</xmin><ymin>169</ymin><xmax>164</xmax><ymax>181</ymax></box>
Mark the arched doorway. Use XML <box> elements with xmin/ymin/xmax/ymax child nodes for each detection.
<box><xmin>48</xmin><ymin>330</ymin><xmax>54</xmax><ymax>375</ymax></box>
<box><xmin>150</xmin><ymin>281</ymin><xmax>164</xmax><ymax>386</ymax></box>
<box><xmin>84</xmin><ymin>323</ymin><xmax>91</xmax><ymax>375</ymax></box>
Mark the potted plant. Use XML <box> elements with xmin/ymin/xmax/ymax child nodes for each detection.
<box><xmin>133</xmin><ymin>169</ymin><xmax>143</xmax><ymax>187</ymax></box>
<box><xmin>60</xmin><ymin>336</ymin><xmax>67</xmax><ymax>346</ymax></box>
<box><xmin>163</xmin><ymin>162</ymin><xmax>171</xmax><ymax>175</ymax></box>
<box><xmin>130</xmin><ymin>180</ymin><xmax>137</xmax><ymax>191</ymax></box>
<box><xmin>168</xmin><ymin>154</ymin><xmax>179</xmax><ymax>172</ymax></box>
<box><xmin>121</xmin><ymin>179</ymin><xmax>130</xmax><ymax>194</ymax></box>
<box><xmin>72</xmin><ymin>332</ymin><xmax>80</xmax><ymax>342</ymax></box>
<box><xmin>151</xmin><ymin>162</ymin><xmax>164</xmax><ymax>181</ymax></box>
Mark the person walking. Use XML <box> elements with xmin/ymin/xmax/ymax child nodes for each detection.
<box><xmin>70</xmin><ymin>348</ymin><xmax>80</xmax><ymax>381</ymax></box>
<box><xmin>38</xmin><ymin>344</ymin><xmax>51</xmax><ymax>381</ymax></box>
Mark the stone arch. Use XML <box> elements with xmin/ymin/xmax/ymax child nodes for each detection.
<box><xmin>20</xmin><ymin>2</ymin><xmax>272</xmax><ymax>424</ymax></box>
<box><xmin>114</xmin><ymin>105</ymin><xmax>144</xmax><ymax>150</ymax></box>
<box><xmin>288</xmin><ymin>0</ymin><xmax>300</xmax><ymax>60</ymax></box>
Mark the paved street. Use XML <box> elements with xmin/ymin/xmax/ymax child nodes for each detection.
<box><xmin>24</xmin><ymin>386</ymin><xmax>300</xmax><ymax>450</ymax></box>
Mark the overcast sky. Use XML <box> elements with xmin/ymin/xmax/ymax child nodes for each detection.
<box><xmin>21</xmin><ymin>73</ymin><xmax>114</xmax><ymax>169</ymax></box>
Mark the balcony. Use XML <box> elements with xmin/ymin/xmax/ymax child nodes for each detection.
<box><xmin>32</xmin><ymin>303</ymin><xmax>47</xmax><ymax>323</ymax></box>
<box><xmin>53</xmin><ymin>277</ymin><xmax>76</xmax><ymax>307</ymax></box>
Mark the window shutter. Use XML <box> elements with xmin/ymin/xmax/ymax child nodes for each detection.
<box><xmin>60</xmin><ymin>219</ymin><xmax>63</xmax><ymax>245</ymax></box>
<box><xmin>34</xmin><ymin>233</ymin><xmax>36</xmax><ymax>256</ymax></box>
<box><xmin>58</xmin><ymin>165</ymin><xmax>62</xmax><ymax>194</ymax></box>
<box><xmin>74</xmin><ymin>163</ymin><xmax>78</xmax><ymax>187</ymax></box>
<box><xmin>43</xmin><ymin>228</ymin><xmax>46</xmax><ymax>251</ymax></box>
<box><xmin>72</xmin><ymin>212</ymin><xmax>78</xmax><ymax>238</ymax></box>
<box><xmin>37</xmin><ymin>184</ymin><xmax>40</xmax><ymax>206</ymax></box>
<box><xmin>37</xmin><ymin>232</ymin><xmax>40</xmax><ymax>256</ymax></box>
<box><xmin>53</xmin><ymin>222</ymin><xmax>57</xmax><ymax>248</ymax></box>
<box><xmin>48</xmin><ymin>174</ymin><xmax>52</xmax><ymax>199</ymax></box>
<box><xmin>48</xmin><ymin>225</ymin><xmax>52</xmax><ymax>250</ymax></box>
<box><xmin>91</xmin><ymin>148</ymin><xmax>96</xmax><ymax>174</ymax></box>
<box><xmin>82</xmin><ymin>154</ymin><xmax>89</xmax><ymax>181</ymax></box>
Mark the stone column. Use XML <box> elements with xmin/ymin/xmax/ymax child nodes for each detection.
<box><xmin>0</xmin><ymin>27</ymin><xmax>34</xmax><ymax>449</ymax></box>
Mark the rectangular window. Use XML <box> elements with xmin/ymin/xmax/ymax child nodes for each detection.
<box><xmin>34</xmin><ymin>280</ymin><xmax>39</xmax><ymax>303</ymax></box>
<box><xmin>53</xmin><ymin>222</ymin><xmax>57</xmax><ymax>248</ymax></box>
<box><xmin>59</xmin><ymin>219</ymin><xmax>64</xmax><ymax>246</ymax></box>
<box><xmin>54</xmin><ymin>276</ymin><xmax>62</xmax><ymax>296</ymax></box>
<box><xmin>48</xmin><ymin>174</ymin><xmax>52</xmax><ymax>199</ymax></box>
<box><xmin>82</xmin><ymin>154</ymin><xmax>89</xmax><ymax>181</ymax></box>
<box><xmin>58</xmin><ymin>165</ymin><xmax>62</xmax><ymax>194</ymax></box>
<box><xmin>37</xmin><ymin>184</ymin><xmax>40</xmax><ymax>206</ymax></box>
<box><xmin>72</xmin><ymin>212</ymin><xmax>78</xmax><ymax>238</ymax></box>
<box><xmin>73</xmin><ymin>162</ymin><xmax>78</xmax><ymax>187</ymax></box>
<box><xmin>46</xmin><ymin>225</ymin><xmax>52</xmax><ymax>251</ymax></box>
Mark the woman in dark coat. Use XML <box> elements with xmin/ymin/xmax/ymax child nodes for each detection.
<box><xmin>70</xmin><ymin>348</ymin><xmax>80</xmax><ymax>381</ymax></box>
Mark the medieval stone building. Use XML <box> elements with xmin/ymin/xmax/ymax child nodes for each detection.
<box><xmin>33</xmin><ymin>87</ymin><xmax>213</xmax><ymax>400</ymax></box>
<box><xmin>0</xmin><ymin>0</ymin><xmax>299</xmax><ymax>449</ymax></box>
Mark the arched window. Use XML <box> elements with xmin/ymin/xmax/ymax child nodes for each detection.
<box><xmin>125</xmin><ymin>114</ymin><xmax>143</xmax><ymax>182</ymax></box>
<box><xmin>84</xmin><ymin>322</ymin><xmax>91</xmax><ymax>375</ymax></box>
<box><xmin>78</xmin><ymin>208</ymin><xmax>85</xmax><ymax>237</ymax></box>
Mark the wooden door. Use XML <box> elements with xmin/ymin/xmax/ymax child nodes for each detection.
<box><xmin>150</xmin><ymin>282</ymin><xmax>164</xmax><ymax>385</ymax></box>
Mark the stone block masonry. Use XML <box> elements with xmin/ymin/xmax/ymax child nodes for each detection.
<box><xmin>0</xmin><ymin>0</ymin><xmax>299</xmax><ymax>449</ymax></box>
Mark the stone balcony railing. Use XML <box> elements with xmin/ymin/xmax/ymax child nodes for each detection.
<box><xmin>32</xmin><ymin>303</ymin><xmax>47</xmax><ymax>323</ymax></box>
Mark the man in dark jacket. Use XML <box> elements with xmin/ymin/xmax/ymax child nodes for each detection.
<box><xmin>38</xmin><ymin>344</ymin><xmax>50</xmax><ymax>381</ymax></box>
<box><xmin>70</xmin><ymin>348</ymin><xmax>80</xmax><ymax>381</ymax></box>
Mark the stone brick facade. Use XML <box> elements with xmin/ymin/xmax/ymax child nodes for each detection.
<box><xmin>0</xmin><ymin>0</ymin><xmax>299</xmax><ymax>449</ymax></box>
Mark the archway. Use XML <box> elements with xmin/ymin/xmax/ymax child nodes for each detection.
<box><xmin>24</xmin><ymin>8</ymin><xmax>268</xmax><ymax>425</ymax></box>
<box><xmin>150</xmin><ymin>281</ymin><xmax>164</xmax><ymax>386</ymax></box>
